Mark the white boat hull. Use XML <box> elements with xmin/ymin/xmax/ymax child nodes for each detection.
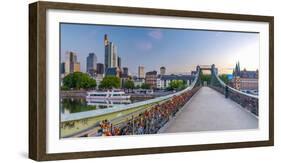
<box><xmin>86</xmin><ymin>96</ymin><xmax>131</xmax><ymax>100</ymax></box>
<box><xmin>86</xmin><ymin>90</ymin><xmax>131</xmax><ymax>100</ymax></box>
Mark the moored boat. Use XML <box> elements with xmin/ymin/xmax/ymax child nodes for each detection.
<box><xmin>86</xmin><ymin>90</ymin><xmax>131</xmax><ymax>100</ymax></box>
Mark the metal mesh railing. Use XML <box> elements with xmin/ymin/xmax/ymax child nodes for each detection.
<box><xmin>89</xmin><ymin>86</ymin><xmax>201</xmax><ymax>137</ymax></box>
<box><xmin>210</xmin><ymin>74</ymin><xmax>259</xmax><ymax>116</ymax></box>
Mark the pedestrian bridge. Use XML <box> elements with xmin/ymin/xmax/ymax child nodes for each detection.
<box><xmin>61</xmin><ymin>64</ymin><xmax>259</xmax><ymax>138</ymax></box>
<box><xmin>161</xmin><ymin>86</ymin><xmax>258</xmax><ymax>133</ymax></box>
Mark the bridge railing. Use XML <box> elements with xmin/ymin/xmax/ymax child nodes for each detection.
<box><xmin>66</xmin><ymin>100</ymin><xmax>164</xmax><ymax>138</ymax></box>
<box><xmin>89</xmin><ymin>86</ymin><xmax>202</xmax><ymax>136</ymax></box>
<box><xmin>211</xmin><ymin>74</ymin><xmax>259</xmax><ymax>116</ymax></box>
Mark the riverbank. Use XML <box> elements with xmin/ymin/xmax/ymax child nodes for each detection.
<box><xmin>61</xmin><ymin>90</ymin><xmax>87</xmax><ymax>97</ymax></box>
<box><xmin>61</xmin><ymin>89</ymin><xmax>175</xmax><ymax>99</ymax></box>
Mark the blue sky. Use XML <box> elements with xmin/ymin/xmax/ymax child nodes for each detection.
<box><xmin>60</xmin><ymin>23</ymin><xmax>259</xmax><ymax>75</ymax></box>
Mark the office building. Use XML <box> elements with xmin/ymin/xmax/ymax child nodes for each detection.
<box><xmin>60</xmin><ymin>63</ymin><xmax>65</xmax><ymax>74</ymax></box>
<box><xmin>145</xmin><ymin>71</ymin><xmax>157</xmax><ymax>89</ymax></box>
<box><xmin>138</xmin><ymin>66</ymin><xmax>145</xmax><ymax>79</ymax></box>
<box><xmin>122</xmin><ymin>67</ymin><xmax>129</xmax><ymax>78</ymax></box>
<box><xmin>156</xmin><ymin>75</ymin><xmax>195</xmax><ymax>89</ymax></box>
<box><xmin>118</xmin><ymin>56</ymin><xmax>121</xmax><ymax>68</ymax></box>
<box><xmin>160</xmin><ymin>66</ymin><xmax>166</xmax><ymax>76</ymax></box>
<box><xmin>133</xmin><ymin>78</ymin><xmax>145</xmax><ymax>87</ymax></box>
<box><xmin>86</xmin><ymin>53</ymin><xmax>97</xmax><ymax>76</ymax></box>
<box><xmin>104</xmin><ymin>34</ymin><xmax>118</xmax><ymax>70</ymax></box>
<box><xmin>96</xmin><ymin>63</ymin><xmax>104</xmax><ymax>75</ymax></box>
<box><xmin>64</xmin><ymin>51</ymin><xmax>80</xmax><ymax>75</ymax></box>
<box><xmin>105</xmin><ymin>67</ymin><xmax>120</xmax><ymax>77</ymax></box>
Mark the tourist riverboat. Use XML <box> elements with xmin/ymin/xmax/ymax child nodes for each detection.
<box><xmin>86</xmin><ymin>90</ymin><xmax>131</xmax><ymax>100</ymax></box>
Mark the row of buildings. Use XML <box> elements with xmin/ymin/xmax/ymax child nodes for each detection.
<box><xmin>60</xmin><ymin>34</ymin><xmax>196</xmax><ymax>89</ymax></box>
<box><xmin>133</xmin><ymin>66</ymin><xmax>195</xmax><ymax>89</ymax></box>
<box><xmin>230</xmin><ymin>62</ymin><xmax>258</xmax><ymax>92</ymax></box>
<box><xmin>60</xmin><ymin>51</ymin><xmax>81</xmax><ymax>75</ymax></box>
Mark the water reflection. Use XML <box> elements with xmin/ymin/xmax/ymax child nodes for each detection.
<box><xmin>60</xmin><ymin>96</ymin><xmax>154</xmax><ymax>116</ymax></box>
<box><xmin>61</xmin><ymin>98</ymin><xmax>97</xmax><ymax>114</ymax></box>
<box><xmin>61</xmin><ymin>98</ymin><xmax>134</xmax><ymax>115</ymax></box>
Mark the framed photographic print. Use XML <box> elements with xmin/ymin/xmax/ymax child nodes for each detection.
<box><xmin>29</xmin><ymin>1</ymin><xmax>274</xmax><ymax>161</ymax></box>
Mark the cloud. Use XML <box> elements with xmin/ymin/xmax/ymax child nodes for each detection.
<box><xmin>136</xmin><ymin>41</ymin><xmax>153</xmax><ymax>51</ymax></box>
<box><xmin>148</xmin><ymin>29</ymin><xmax>163</xmax><ymax>40</ymax></box>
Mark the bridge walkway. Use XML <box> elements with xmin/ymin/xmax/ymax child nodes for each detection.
<box><xmin>163</xmin><ymin>86</ymin><xmax>258</xmax><ymax>133</ymax></box>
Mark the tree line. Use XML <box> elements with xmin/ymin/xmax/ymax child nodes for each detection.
<box><xmin>61</xmin><ymin>72</ymin><xmax>187</xmax><ymax>91</ymax></box>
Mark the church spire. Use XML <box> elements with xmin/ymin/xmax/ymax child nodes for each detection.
<box><xmin>235</xmin><ymin>62</ymin><xmax>238</xmax><ymax>74</ymax></box>
<box><xmin>237</xmin><ymin>61</ymin><xmax>240</xmax><ymax>73</ymax></box>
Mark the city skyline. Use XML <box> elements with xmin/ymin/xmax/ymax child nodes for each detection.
<box><xmin>60</xmin><ymin>23</ymin><xmax>259</xmax><ymax>75</ymax></box>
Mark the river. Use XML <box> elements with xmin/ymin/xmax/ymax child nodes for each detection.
<box><xmin>60</xmin><ymin>97</ymin><xmax>151</xmax><ymax>115</ymax></box>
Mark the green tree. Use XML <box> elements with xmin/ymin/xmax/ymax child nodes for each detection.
<box><xmin>62</xmin><ymin>72</ymin><xmax>96</xmax><ymax>90</ymax></box>
<box><xmin>99</xmin><ymin>76</ymin><xmax>121</xmax><ymax>89</ymax></box>
<box><xmin>168</xmin><ymin>80</ymin><xmax>185</xmax><ymax>90</ymax></box>
<box><xmin>141</xmin><ymin>83</ymin><xmax>150</xmax><ymax>89</ymax></box>
<box><xmin>123</xmin><ymin>80</ymin><xmax>135</xmax><ymax>89</ymax></box>
<box><xmin>200</xmin><ymin>74</ymin><xmax>211</xmax><ymax>85</ymax></box>
<box><xmin>219</xmin><ymin>74</ymin><xmax>229</xmax><ymax>84</ymax></box>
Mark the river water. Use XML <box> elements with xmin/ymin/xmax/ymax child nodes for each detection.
<box><xmin>60</xmin><ymin>97</ymin><xmax>149</xmax><ymax>115</ymax></box>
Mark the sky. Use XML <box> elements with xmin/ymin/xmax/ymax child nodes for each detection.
<box><xmin>60</xmin><ymin>23</ymin><xmax>259</xmax><ymax>76</ymax></box>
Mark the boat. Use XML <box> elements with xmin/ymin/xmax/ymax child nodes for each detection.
<box><xmin>86</xmin><ymin>99</ymin><xmax>131</xmax><ymax>108</ymax></box>
<box><xmin>86</xmin><ymin>90</ymin><xmax>131</xmax><ymax>100</ymax></box>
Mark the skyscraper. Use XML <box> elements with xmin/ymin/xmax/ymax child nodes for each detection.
<box><xmin>122</xmin><ymin>67</ymin><xmax>129</xmax><ymax>78</ymax></box>
<box><xmin>104</xmin><ymin>34</ymin><xmax>118</xmax><ymax>70</ymax></box>
<box><xmin>96</xmin><ymin>63</ymin><xmax>104</xmax><ymax>75</ymax></box>
<box><xmin>60</xmin><ymin>63</ymin><xmax>65</xmax><ymax>74</ymax></box>
<box><xmin>104</xmin><ymin>34</ymin><xmax>110</xmax><ymax>70</ymax></box>
<box><xmin>86</xmin><ymin>53</ymin><xmax>97</xmax><ymax>76</ymax></box>
<box><xmin>160</xmin><ymin>66</ymin><xmax>166</xmax><ymax>76</ymax></box>
<box><xmin>138</xmin><ymin>66</ymin><xmax>145</xmax><ymax>79</ymax></box>
<box><xmin>112</xmin><ymin>44</ymin><xmax>118</xmax><ymax>67</ymax></box>
<box><xmin>117</xmin><ymin>56</ymin><xmax>121</xmax><ymax>68</ymax></box>
<box><xmin>104</xmin><ymin>34</ymin><xmax>109</xmax><ymax>46</ymax></box>
<box><xmin>74</xmin><ymin>63</ymin><xmax>80</xmax><ymax>72</ymax></box>
<box><xmin>64</xmin><ymin>51</ymin><xmax>80</xmax><ymax>75</ymax></box>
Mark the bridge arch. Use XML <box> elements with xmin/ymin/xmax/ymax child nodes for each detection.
<box><xmin>195</xmin><ymin>64</ymin><xmax>218</xmax><ymax>86</ymax></box>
